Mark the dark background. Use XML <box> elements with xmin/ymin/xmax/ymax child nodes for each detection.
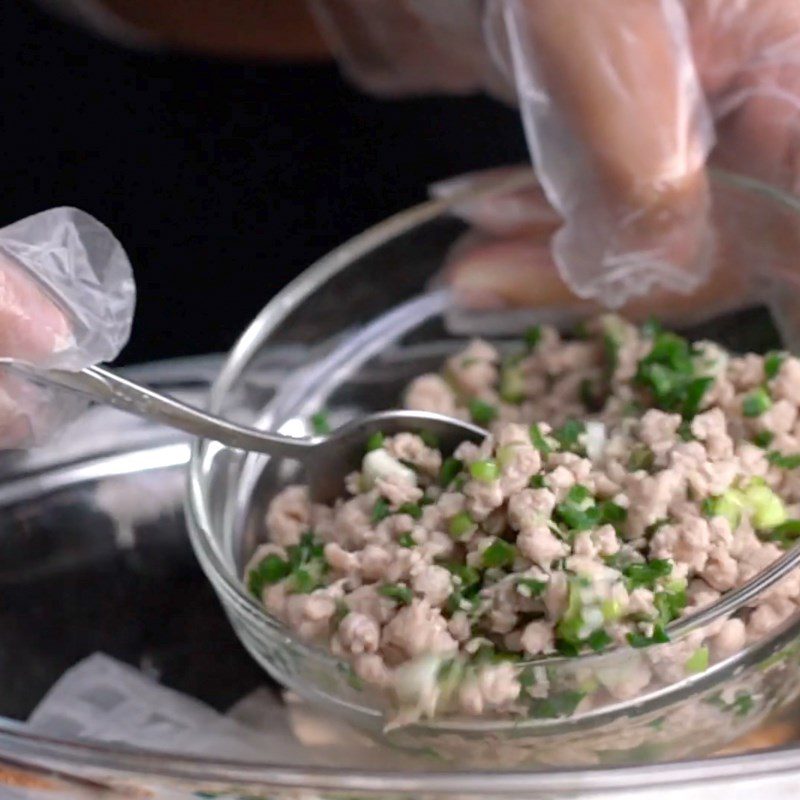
<box><xmin>1</xmin><ymin>0</ymin><xmax>526</xmax><ymax>364</ymax></box>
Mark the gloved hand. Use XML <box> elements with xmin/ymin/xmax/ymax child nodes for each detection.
<box><xmin>310</xmin><ymin>0</ymin><xmax>800</xmax><ymax>311</ymax></box>
<box><xmin>0</xmin><ymin>208</ymin><xmax>135</xmax><ymax>448</ymax></box>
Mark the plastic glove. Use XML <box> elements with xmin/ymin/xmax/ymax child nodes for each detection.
<box><xmin>311</xmin><ymin>0</ymin><xmax>800</xmax><ymax>311</ymax></box>
<box><xmin>0</xmin><ymin>208</ymin><xmax>135</xmax><ymax>448</ymax></box>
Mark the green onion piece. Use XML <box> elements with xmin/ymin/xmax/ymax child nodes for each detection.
<box><xmin>743</xmin><ymin>387</ymin><xmax>773</xmax><ymax>417</ymax></box>
<box><xmin>555</xmin><ymin>484</ymin><xmax>600</xmax><ymax>531</ymax></box>
<box><xmin>418</xmin><ymin>429</ymin><xmax>440</xmax><ymax>449</ymax></box>
<box><xmin>287</xmin><ymin>531</ymin><xmax>325</xmax><ymax>568</ymax></box>
<box><xmin>448</xmin><ymin>511</ymin><xmax>475</xmax><ymax>540</ymax></box>
<box><xmin>311</xmin><ymin>410</ymin><xmax>331</xmax><ymax>435</ymax></box>
<box><xmin>482</xmin><ymin>538</ymin><xmax>517</xmax><ymax>569</ymax></box>
<box><xmin>398</xmin><ymin>532</ymin><xmax>416</xmax><ymax>548</ymax></box>
<box><xmin>765</xmin><ymin>351</ymin><xmax>786</xmax><ymax>380</ymax></box>
<box><xmin>372</xmin><ymin>498</ymin><xmax>391</xmax><ymax>523</ymax></box>
<box><xmin>768</xmin><ymin>451</ymin><xmax>800</xmax><ymax>469</ymax></box>
<box><xmin>397</xmin><ymin>502</ymin><xmax>423</xmax><ymax>520</ymax></box>
<box><xmin>365</xmin><ymin>431</ymin><xmax>385</xmax><ymax>452</ymax></box>
<box><xmin>500</xmin><ymin>363</ymin><xmax>525</xmax><ymax>405</ymax></box>
<box><xmin>524</xmin><ymin>325</ymin><xmax>542</xmax><ymax>350</ymax></box>
<box><xmin>627</xmin><ymin>624</ymin><xmax>670</xmax><ymax>648</ymax></box>
<box><xmin>765</xmin><ymin>518</ymin><xmax>800</xmax><ymax>548</ymax></box>
<box><xmin>623</xmin><ymin>559</ymin><xmax>672</xmax><ymax>590</ymax></box>
<box><xmin>287</xmin><ymin>560</ymin><xmax>327</xmax><ymax>594</ymax></box>
<box><xmin>247</xmin><ymin>554</ymin><xmax>291</xmax><ymax>597</ymax></box>
<box><xmin>754</xmin><ymin>431</ymin><xmax>774</xmax><ymax>448</ymax></box>
<box><xmin>635</xmin><ymin>330</ymin><xmax>713</xmax><ymax>419</ymax></box>
<box><xmin>529</xmin><ymin>690</ymin><xmax>586</xmax><ymax>719</ymax></box>
<box><xmin>517</xmin><ymin>578</ymin><xmax>547</xmax><ymax>597</ymax></box>
<box><xmin>744</xmin><ymin>481</ymin><xmax>787</xmax><ymax>529</ymax></box>
<box><xmin>446</xmin><ymin>563</ymin><xmax>481</xmax><ymax>591</ymax></box>
<box><xmin>628</xmin><ymin>445</ymin><xmax>655</xmax><ymax>472</ymax></box>
<box><xmin>529</xmin><ymin>474</ymin><xmax>547</xmax><ymax>489</ymax></box>
<box><xmin>599</xmin><ymin>501</ymin><xmax>627</xmax><ymax>527</ymax></box>
<box><xmin>685</xmin><ymin>646</ymin><xmax>709</xmax><ymax>674</ymax></box>
<box><xmin>470</xmin><ymin>459</ymin><xmax>500</xmax><ymax>483</ymax></box>
<box><xmin>379</xmin><ymin>584</ymin><xmax>413</xmax><ymax>605</ymax></box>
<box><xmin>677</xmin><ymin>420</ymin><xmax>695</xmax><ymax>442</ymax></box>
<box><xmin>554</xmin><ymin>419</ymin><xmax>586</xmax><ymax>452</ymax></box>
<box><xmin>529</xmin><ymin>423</ymin><xmax>552</xmax><ymax>454</ymax></box>
<box><xmin>601</xmin><ymin>598</ymin><xmax>623</xmax><ymax>622</ymax></box>
<box><xmin>440</xmin><ymin>457</ymin><xmax>463</xmax><ymax>487</ymax></box>
<box><xmin>468</xmin><ymin>399</ymin><xmax>498</xmax><ymax>427</ymax></box>
<box><xmin>554</xmin><ymin>639</ymin><xmax>580</xmax><ymax>658</ymax></box>
<box><xmin>587</xmin><ymin>629</ymin><xmax>612</xmax><ymax>653</ymax></box>
<box><xmin>654</xmin><ymin>587</ymin><xmax>687</xmax><ymax>626</ymax></box>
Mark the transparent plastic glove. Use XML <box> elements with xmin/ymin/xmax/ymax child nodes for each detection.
<box><xmin>434</xmin><ymin>0</ymin><xmax>800</xmax><ymax>322</ymax></box>
<box><xmin>309</xmin><ymin>0</ymin><xmax>715</xmax><ymax>306</ymax></box>
<box><xmin>0</xmin><ymin>207</ymin><xmax>135</xmax><ymax>447</ymax></box>
<box><xmin>433</xmin><ymin>165</ymin><xmax>800</xmax><ymax>350</ymax></box>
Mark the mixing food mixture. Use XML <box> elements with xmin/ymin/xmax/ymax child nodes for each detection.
<box><xmin>246</xmin><ymin>315</ymin><xmax>800</xmax><ymax>723</ymax></box>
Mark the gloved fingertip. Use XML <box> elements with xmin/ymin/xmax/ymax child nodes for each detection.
<box><xmin>444</xmin><ymin>234</ymin><xmax>584</xmax><ymax>309</ymax></box>
<box><xmin>0</xmin><ymin>252</ymin><xmax>73</xmax><ymax>364</ymax></box>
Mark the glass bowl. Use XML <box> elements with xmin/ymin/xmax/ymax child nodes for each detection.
<box><xmin>186</xmin><ymin>168</ymin><xmax>800</xmax><ymax>766</ymax></box>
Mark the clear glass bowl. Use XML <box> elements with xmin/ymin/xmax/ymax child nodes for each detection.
<box><xmin>187</xmin><ymin>169</ymin><xmax>800</xmax><ymax>766</ymax></box>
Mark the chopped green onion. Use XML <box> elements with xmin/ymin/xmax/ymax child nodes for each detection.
<box><xmin>448</xmin><ymin>511</ymin><xmax>475</xmax><ymax>540</ymax></box>
<box><xmin>554</xmin><ymin>419</ymin><xmax>585</xmax><ymax>452</ymax></box>
<box><xmin>524</xmin><ymin>325</ymin><xmax>542</xmax><ymax>350</ymax></box>
<box><xmin>470</xmin><ymin>459</ymin><xmax>500</xmax><ymax>483</ymax></box>
<box><xmin>468</xmin><ymin>399</ymin><xmax>498</xmax><ymax>426</ymax></box>
<box><xmin>764</xmin><ymin>518</ymin><xmax>800</xmax><ymax>549</ymax></box>
<box><xmin>599</xmin><ymin>500</ymin><xmax>627</xmax><ymax>527</ymax></box>
<box><xmin>768</xmin><ymin>451</ymin><xmax>800</xmax><ymax>469</ymax></box>
<box><xmin>248</xmin><ymin>554</ymin><xmax>291</xmax><ymax>597</ymax></box>
<box><xmin>677</xmin><ymin>420</ymin><xmax>695</xmax><ymax>442</ymax></box>
<box><xmin>311</xmin><ymin>410</ymin><xmax>331</xmax><ymax>435</ymax></box>
<box><xmin>372</xmin><ymin>498</ymin><xmax>391</xmax><ymax>523</ymax></box>
<box><xmin>654</xmin><ymin>587</ymin><xmax>686</xmax><ymax>626</ymax></box>
<box><xmin>529</xmin><ymin>474</ymin><xmax>547</xmax><ymax>489</ymax></box>
<box><xmin>365</xmin><ymin>431</ymin><xmax>385</xmax><ymax>452</ymax></box>
<box><xmin>754</xmin><ymin>431</ymin><xmax>774</xmax><ymax>448</ymax></box>
<box><xmin>418</xmin><ymin>429</ymin><xmax>440</xmax><ymax>449</ymax></box>
<box><xmin>554</xmin><ymin>638</ymin><xmax>580</xmax><ymax>658</ymax></box>
<box><xmin>628</xmin><ymin>445</ymin><xmax>655</xmax><ymax>472</ymax></box>
<box><xmin>500</xmin><ymin>363</ymin><xmax>525</xmax><ymax>404</ymax></box>
<box><xmin>743</xmin><ymin>387</ymin><xmax>772</xmax><ymax>417</ymax></box>
<box><xmin>288</xmin><ymin>561</ymin><xmax>326</xmax><ymax>594</ymax></box>
<box><xmin>555</xmin><ymin>484</ymin><xmax>600</xmax><ymax>531</ymax></box>
<box><xmin>529</xmin><ymin>690</ymin><xmax>585</xmax><ymax>719</ymax></box>
<box><xmin>517</xmin><ymin>578</ymin><xmax>547</xmax><ymax>597</ymax></box>
<box><xmin>398</xmin><ymin>532</ymin><xmax>416</xmax><ymax>548</ymax></box>
<box><xmin>601</xmin><ymin>598</ymin><xmax>623</xmax><ymax>622</ymax></box>
<box><xmin>685</xmin><ymin>646</ymin><xmax>709</xmax><ymax>674</ymax></box>
<box><xmin>529</xmin><ymin>423</ymin><xmax>552</xmax><ymax>454</ymax></box>
<box><xmin>765</xmin><ymin>351</ymin><xmax>785</xmax><ymax>380</ymax></box>
<box><xmin>746</xmin><ymin>481</ymin><xmax>787</xmax><ymax>529</ymax></box>
<box><xmin>635</xmin><ymin>330</ymin><xmax>713</xmax><ymax>419</ymax></box>
<box><xmin>623</xmin><ymin>559</ymin><xmax>672</xmax><ymax>590</ymax></box>
<box><xmin>379</xmin><ymin>583</ymin><xmax>413</xmax><ymax>605</ymax></box>
<box><xmin>627</xmin><ymin>624</ymin><xmax>670</xmax><ymax>648</ymax></box>
<box><xmin>482</xmin><ymin>538</ymin><xmax>517</xmax><ymax>569</ymax></box>
<box><xmin>446</xmin><ymin>563</ymin><xmax>481</xmax><ymax>591</ymax></box>
<box><xmin>440</xmin><ymin>457</ymin><xmax>463</xmax><ymax>487</ymax></box>
<box><xmin>397</xmin><ymin>502</ymin><xmax>423</xmax><ymax>520</ymax></box>
<box><xmin>587</xmin><ymin>629</ymin><xmax>612</xmax><ymax>653</ymax></box>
